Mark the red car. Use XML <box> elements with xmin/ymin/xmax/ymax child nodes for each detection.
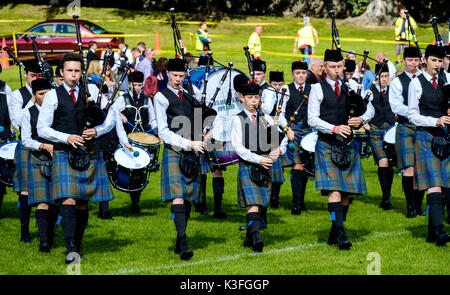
<box><xmin>3</xmin><ymin>19</ymin><xmax>121</xmax><ymax>62</ymax></box>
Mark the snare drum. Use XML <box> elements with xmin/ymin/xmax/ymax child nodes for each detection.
<box><xmin>128</xmin><ymin>132</ymin><xmax>161</xmax><ymax>172</ymax></box>
<box><xmin>353</xmin><ymin>127</ymin><xmax>372</xmax><ymax>159</ymax></box>
<box><xmin>206</xmin><ymin>139</ymin><xmax>239</xmax><ymax>170</ymax></box>
<box><xmin>0</xmin><ymin>141</ymin><xmax>18</xmax><ymax>187</ymax></box>
<box><xmin>109</xmin><ymin>146</ymin><xmax>151</xmax><ymax>193</ymax></box>
<box><xmin>383</xmin><ymin>124</ymin><xmax>398</xmax><ymax>166</ymax></box>
<box><xmin>299</xmin><ymin>131</ymin><xmax>317</xmax><ymax>177</ymax></box>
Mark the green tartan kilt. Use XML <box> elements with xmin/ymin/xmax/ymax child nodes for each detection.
<box><xmin>237</xmin><ymin>162</ymin><xmax>270</xmax><ymax>208</ymax></box>
<box><xmin>413</xmin><ymin>130</ymin><xmax>449</xmax><ymax>191</ymax></box>
<box><xmin>369</xmin><ymin>123</ymin><xmax>391</xmax><ymax>163</ymax></box>
<box><xmin>51</xmin><ymin>148</ymin><xmax>114</xmax><ymax>202</ymax></box>
<box><xmin>281</xmin><ymin>127</ymin><xmax>310</xmax><ymax>167</ymax></box>
<box><xmin>160</xmin><ymin>147</ymin><xmax>201</xmax><ymax>204</ymax></box>
<box><xmin>314</xmin><ymin>139</ymin><xmax>367</xmax><ymax>195</ymax></box>
<box><xmin>12</xmin><ymin>142</ymin><xmax>29</xmax><ymax>193</ymax></box>
<box><xmin>395</xmin><ymin>123</ymin><xmax>416</xmax><ymax>170</ymax></box>
<box><xmin>27</xmin><ymin>152</ymin><xmax>53</xmax><ymax>205</ymax></box>
<box><xmin>271</xmin><ymin>157</ymin><xmax>285</xmax><ymax>183</ymax></box>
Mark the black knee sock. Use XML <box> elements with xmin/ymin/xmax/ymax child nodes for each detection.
<box><xmin>378</xmin><ymin>167</ymin><xmax>392</xmax><ymax>201</ymax></box>
<box><xmin>185</xmin><ymin>201</ymin><xmax>191</xmax><ymax>225</ymax></box>
<box><xmin>246</xmin><ymin>212</ymin><xmax>262</xmax><ymax>243</ymax></box>
<box><xmin>427</xmin><ymin>192</ymin><xmax>446</xmax><ymax>238</ymax></box>
<box><xmin>291</xmin><ymin>170</ymin><xmax>306</xmax><ymax>208</ymax></box>
<box><xmin>18</xmin><ymin>194</ymin><xmax>31</xmax><ymax>230</ymax></box>
<box><xmin>260</xmin><ymin>206</ymin><xmax>267</xmax><ymax>225</ymax></box>
<box><xmin>445</xmin><ymin>188</ymin><xmax>450</xmax><ymax>217</ymax></box>
<box><xmin>60</xmin><ymin>205</ymin><xmax>77</xmax><ymax>253</ymax></box>
<box><xmin>213</xmin><ymin>177</ymin><xmax>225</xmax><ymax>213</ymax></box>
<box><xmin>47</xmin><ymin>204</ymin><xmax>59</xmax><ymax>246</ymax></box>
<box><xmin>328</xmin><ymin>202</ymin><xmax>344</xmax><ymax>228</ymax></box>
<box><xmin>0</xmin><ymin>183</ymin><xmax>5</xmax><ymax>216</ymax></box>
<box><xmin>415</xmin><ymin>190</ymin><xmax>425</xmax><ymax>213</ymax></box>
<box><xmin>402</xmin><ymin>176</ymin><xmax>415</xmax><ymax>210</ymax></box>
<box><xmin>75</xmin><ymin>208</ymin><xmax>89</xmax><ymax>253</ymax></box>
<box><xmin>35</xmin><ymin>209</ymin><xmax>49</xmax><ymax>243</ymax></box>
<box><xmin>99</xmin><ymin>201</ymin><xmax>110</xmax><ymax>213</ymax></box>
<box><xmin>172</xmin><ymin>204</ymin><xmax>187</xmax><ymax>237</ymax></box>
<box><xmin>271</xmin><ymin>183</ymin><xmax>281</xmax><ymax>200</ymax></box>
<box><xmin>130</xmin><ymin>192</ymin><xmax>141</xmax><ymax>206</ymax></box>
<box><xmin>342</xmin><ymin>203</ymin><xmax>349</xmax><ymax>222</ymax></box>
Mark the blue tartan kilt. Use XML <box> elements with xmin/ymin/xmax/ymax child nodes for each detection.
<box><xmin>237</xmin><ymin>162</ymin><xmax>270</xmax><ymax>208</ymax></box>
<box><xmin>281</xmin><ymin>125</ymin><xmax>310</xmax><ymax>167</ymax></box>
<box><xmin>13</xmin><ymin>142</ymin><xmax>29</xmax><ymax>193</ymax></box>
<box><xmin>27</xmin><ymin>152</ymin><xmax>53</xmax><ymax>205</ymax></box>
<box><xmin>369</xmin><ymin>123</ymin><xmax>390</xmax><ymax>163</ymax></box>
<box><xmin>395</xmin><ymin>123</ymin><xmax>416</xmax><ymax>170</ymax></box>
<box><xmin>51</xmin><ymin>148</ymin><xmax>114</xmax><ymax>202</ymax></box>
<box><xmin>413</xmin><ymin>130</ymin><xmax>449</xmax><ymax>191</ymax></box>
<box><xmin>314</xmin><ymin>139</ymin><xmax>367</xmax><ymax>195</ymax></box>
<box><xmin>160</xmin><ymin>147</ymin><xmax>201</xmax><ymax>204</ymax></box>
<box><xmin>199</xmin><ymin>153</ymin><xmax>210</xmax><ymax>175</ymax></box>
<box><xmin>271</xmin><ymin>157</ymin><xmax>285</xmax><ymax>183</ymax></box>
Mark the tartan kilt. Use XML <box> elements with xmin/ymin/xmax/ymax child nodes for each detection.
<box><xmin>314</xmin><ymin>139</ymin><xmax>367</xmax><ymax>195</ymax></box>
<box><xmin>281</xmin><ymin>127</ymin><xmax>310</xmax><ymax>167</ymax></box>
<box><xmin>160</xmin><ymin>147</ymin><xmax>201</xmax><ymax>204</ymax></box>
<box><xmin>51</xmin><ymin>148</ymin><xmax>114</xmax><ymax>202</ymax></box>
<box><xmin>12</xmin><ymin>142</ymin><xmax>29</xmax><ymax>193</ymax></box>
<box><xmin>413</xmin><ymin>130</ymin><xmax>449</xmax><ymax>191</ymax></box>
<box><xmin>237</xmin><ymin>162</ymin><xmax>270</xmax><ymax>208</ymax></box>
<box><xmin>27</xmin><ymin>152</ymin><xmax>52</xmax><ymax>205</ymax></box>
<box><xmin>395</xmin><ymin>123</ymin><xmax>416</xmax><ymax>170</ymax></box>
<box><xmin>369</xmin><ymin>123</ymin><xmax>390</xmax><ymax>163</ymax></box>
<box><xmin>271</xmin><ymin>157</ymin><xmax>285</xmax><ymax>183</ymax></box>
<box><xmin>199</xmin><ymin>153</ymin><xmax>210</xmax><ymax>175</ymax></box>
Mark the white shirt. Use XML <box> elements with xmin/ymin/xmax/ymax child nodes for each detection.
<box><xmin>10</xmin><ymin>84</ymin><xmax>32</xmax><ymax>130</ymax></box>
<box><xmin>407</xmin><ymin>70</ymin><xmax>450</xmax><ymax>127</ymax></box>
<box><xmin>308</xmin><ymin>77</ymin><xmax>374</xmax><ymax>134</ymax></box>
<box><xmin>37</xmin><ymin>82</ymin><xmax>100</xmax><ymax>144</ymax></box>
<box><xmin>388</xmin><ymin>70</ymin><xmax>420</xmax><ymax>118</ymax></box>
<box><xmin>153</xmin><ymin>84</ymin><xmax>201</xmax><ymax>151</ymax></box>
<box><xmin>387</xmin><ymin>61</ymin><xmax>397</xmax><ymax>79</ymax></box>
<box><xmin>21</xmin><ymin>103</ymin><xmax>43</xmax><ymax>151</ymax></box>
<box><xmin>122</xmin><ymin>47</ymin><xmax>133</xmax><ymax>66</ymax></box>
<box><xmin>231</xmin><ymin>108</ymin><xmax>287</xmax><ymax>165</ymax></box>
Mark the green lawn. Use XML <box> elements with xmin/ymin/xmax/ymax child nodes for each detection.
<box><xmin>0</xmin><ymin>4</ymin><xmax>449</xmax><ymax>275</ymax></box>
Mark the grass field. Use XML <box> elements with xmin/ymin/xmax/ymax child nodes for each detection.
<box><xmin>0</xmin><ymin>4</ymin><xmax>449</xmax><ymax>275</ymax></box>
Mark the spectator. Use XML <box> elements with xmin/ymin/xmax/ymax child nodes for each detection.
<box><xmin>137</xmin><ymin>48</ymin><xmax>154</xmax><ymax>81</ymax></box>
<box><xmin>137</xmin><ymin>42</ymin><xmax>146</xmax><ymax>61</ymax></box>
<box><xmin>293</xmin><ymin>16</ymin><xmax>319</xmax><ymax>65</ymax></box>
<box><xmin>394</xmin><ymin>9</ymin><xmax>417</xmax><ymax>65</ymax></box>
<box><xmin>248</xmin><ymin>25</ymin><xmax>263</xmax><ymax>59</ymax></box>
<box><xmin>376</xmin><ymin>52</ymin><xmax>396</xmax><ymax>84</ymax></box>
<box><xmin>143</xmin><ymin>72</ymin><xmax>158</xmax><ymax>100</ymax></box>
<box><xmin>196</xmin><ymin>22</ymin><xmax>212</xmax><ymax>55</ymax></box>
<box><xmin>306</xmin><ymin>58</ymin><xmax>324</xmax><ymax>84</ymax></box>
<box><xmin>131</xmin><ymin>47</ymin><xmax>142</xmax><ymax>69</ymax></box>
<box><xmin>86</xmin><ymin>41</ymin><xmax>99</xmax><ymax>69</ymax></box>
<box><xmin>346</xmin><ymin>50</ymin><xmax>356</xmax><ymax>61</ymax></box>
<box><xmin>54</xmin><ymin>65</ymin><xmax>64</xmax><ymax>86</ymax></box>
<box><xmin>117</xmin><ymin>50</ymin><xmax>130</xmax><ymax>93</ymax></box>
<box><xmin>118</xmin><ymin>39</ymin><xmax>133</xmax><ymax>67</ymax></box>
<box><xmin>87</xmin><ymin>59</ymin><xmax>102</xmax><ymax>85</ymax></box>
<box><xmin>102</xmin><ymin>44</ymin><xmax>118</xmax><ymax>72</ymax></box>
<box><xmin>153</xmin><ymin>57</ymin><xmax>169</xmax><ymax>91</ymax></box>
<box><xmin>185</xmin><ymin>52</ymin><xmax>196</xmax><ymax>68</ymax></box>
<box><xmin>356</xmin><ymin>60</ymin><xmax>375</xmax><ymax>90</ymax></box>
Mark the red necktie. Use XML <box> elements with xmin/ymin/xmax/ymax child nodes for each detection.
<box><xmin>412</xmin><ymin>74</ymin><xmax>416</xmax><ymax>79</ymax></box>
<box><xmin>431</xmin><ymin>77</ymin><xmax>438</xmax><ymax>89</ymax></box>
<box><xmin>178</xmin><ymin>90</ymin><xmax>183</xmax><ymax>101</ymax></box>
<box><xmin>251</xmin><ymin>114</ymin><xmax>256</xmax><ymax>125</ymax></box>
<box><xmin>299</xmin><ymin>85</ymin><xmax>303</xmax><ymax>94</ymax></box>
<box><xmin>70</xmin><ymin>88</ymin><xmax>77</xmax><ymax>104</ymax></box>
<box><xmin>335</xmin><ymin>81</ymin><xmax>340</xmax><ymax>97</ymax></box>
<box><xmin>381</xmin><ymin>89</ymin><xmax>385</xmax><ymax>97</ymax></box>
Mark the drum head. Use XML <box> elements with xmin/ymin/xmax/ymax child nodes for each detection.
<box><xmin>300</xmin><ymin>131</ymin><xmax>318</xmax><ymax>153</ymax></box>
<box><xmin>383</xmin><ymin>125</ymin><xmax>397</xmax><ymax>145</ymax></box>
<box><xmin>114</xmin><ymin>146</ymin><xmax>151</xmax><ymax>169</ymax></box>
<box><xmin>0</xmin><ymin>141</ymin><xmax>19</xmax><ymax>160</ymax></box>
<box><xmin>128</xmin><ymin>132</ymin><xmax>160</xmax><ymax>145</ymax></box>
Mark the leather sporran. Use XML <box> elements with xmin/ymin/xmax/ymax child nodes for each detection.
<box><xmin>68</xmin><ymin>146</ymin><xmax>90</xmax><ymax>171</ymax></box>
<box><xmin>179</xmin><ymin>151</ymin><xmax>199</xmax><ymax>179</ymax></box>
<box><xmin>39</xmin><ymin>160</ymin><xmax>52</xmax><ymax>179</ymax></box>
<box><xmin>431</xmin><ymin>135</ymin><xmax>449</xmax><ymax>160</ymax></box>
<box><xmin>331</xmin><ymin>143</ymin><xmax>351</xmax><ymax>170</ymax></box>
<box><xmin>249</xmin><ymin>164</ymin><xmax>270</xmax><ymax>186</ymax></box>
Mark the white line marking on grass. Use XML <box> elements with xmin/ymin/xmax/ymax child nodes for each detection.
<box><xmin>107</xmin><ymin>231</ymin><xmax>409</xmax><ymax>275</ymax></box>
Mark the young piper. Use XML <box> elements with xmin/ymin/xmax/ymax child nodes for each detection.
<box><xmin>367</xmin><ymin>63</ymin><xmax>396</xmax><ymax>210</ymax></box>
<box><xmin>153</xmin><ymin>58</ymin><xmax>208</xmax><ymax>260</ymax></box>
<box><xmin>308</xmin><ymin>49</ymin><xmax>374</xmax><ymax>250</ymax></box>
<box><xmin>389</xmin><ymin>46</ymin><xmax>424</xmax><ymax>218</ymax></box>
<box><xmin>408</xmin><ymin>45</ymin><xmax>450</xmax><ymax>246</ymax></box>
<box><xmin>21</xmin><ymin>78</ymin><xmax>58</xmax><ymax>252</ymax></box>
<box><xmin>10</xmin><ymin>59</ymin><xmax>42</xmax><ymax>243</ymax></box>
<box><xmin>231</xmin><ymin>79</ymin><xmax>287</xmax><ymax>252</ymax></box>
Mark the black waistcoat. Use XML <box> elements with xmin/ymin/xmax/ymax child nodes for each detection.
<box><xmin>19</xmin><ymin>86</ymin><xmax>32</xmax><ymax>108</ymax></box>
<box><xmin>237</xmin><ymin>111</ymin><xmax>274</xmax><ymax>156</ymax></box>
<box><xmin>418</xmin><ymin>74</ymin><xmax>446</xmax><ymax>118</ymax></box>
<box><xmin>397</xmin><ymin>72</ymin><xmax>412</xmax><ymax>123</ymax></box>
<box><xmin>0</xmin><ymin>81</ymin><xmax>12</xmax><ymax>141</ymax></box>
<box><xmin>161</xmin><ymin>87</ymin><xmax>198</xmax><ymax>142</ymax></box>
<box><xmin>370</xmin><ymin>86</ymin><xmax>396</xmax><ymax>126</ymax></box>
<box><xmin>285</xmin><ymin>82</ymin><xmax>311</xmax><ymax>128</ymax></box>
<box><xmin>121</xmin><ymin>92</ymin><xmax>151</xmax><ymax>133</ymax></box>
<box><xmin>318</xmin><ymin>80</ymin><xmax>348</xmax><ymax>127</ymax></box>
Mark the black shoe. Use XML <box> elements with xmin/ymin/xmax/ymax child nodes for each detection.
<box><xmin>130</xmin><ymin>204</ymin><xmax>140</xmax><ymax>214</ymax></box>
<box><xmin>291</xmin><ymin>207</ymin><xmax>301</xmax><ymax>215</ymax></box>
<box><xmin>39</xmin><ymin>241</ymin><xmax>51</xmax><ymax>253</ymax></box>
<box><xmin>406</xmin><ymin>207</ymin><xmax>416</xmax><ymax>218</ymax></box>
<box><xmin>379</xmin><ymin>200</ymin><xmax>394</xmax><ymax>210</ymax></box>
<box><xmin>179</xmin><ymin>236</ymin><xmax>193</xmax><ymax>261</ymax></box>
<box><xmin>239</xmin><ymin>224</ymin><xmax>248</xmax><ymax>231</ymax></box>
<box><xmin>20</xmin><ymin>227</ymin><xmax>31</xmax><ymax>243</ymax></box>
<box><xmin>213</xmin><ymin>211</ymin><xmax>227</xmax><ymax>219</ymax></box>
<box><xmin>243</xmin><ymin>233</ymin><xmax>253</xmax><ymax>248</ymax></box>
<box><xmin>415</xmin><ymin>210</ymin><xmax>426</xmax><ymax>217</ymax></box>
<box><xmin>300</xmin><ymin>204</ymin><xmax>308</xmax><ymax>213</ymax></box>
<box><xmin>337</xmin><ymin>228</ymin><xmax>352</xmax><ymax>250</ymax></box>
<box><xmin>270</xmin><ymin>198</ymin><xmax>279</xmax><ymax>209</ymax></box>
<box><xmin>194</xmin><ymin>203</ymin><xmax>210</xmax><ymax>216</ymax></box>
<box><xmin>436</xmin><ymin>233</ymin><xmax>450</xmax><ymax>246</ymax></box>
<box><xmin>98</xmin><ymin>211</ymin><xmax>114</xmax><ymax>220</ymax></box>
<box><xmin>251</xmin><ymin>232</ymin><xmax>264</xmax><ymax>252</ymax></box>
<box><xmin>328</xmin><ymin>223</ymin><xmax>338</xmax><ymax>246</ymax></box>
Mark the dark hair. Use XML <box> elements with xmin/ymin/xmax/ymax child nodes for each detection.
<box><xmin>60</xmin><ymin>53</ymin><xmax>83</xmax><ymax>70</ymax></box>
<box><xmin>155</xmin><ymin>57</ymin><xmax>169</xmax><ymax>74</ymax></box>
<box><xmin>89</xmin><ymin>41</ymin><xmax>97</xmax><ymax>48</ymax></box>
<box><xmin>137</xmin><ymin>42</ymin><xmax>146</xmax><ymax>48</ymax></box>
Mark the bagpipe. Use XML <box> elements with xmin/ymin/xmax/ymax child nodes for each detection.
<box><xmin>30</xmin><ymin>36</ymin><xmax>57</xmax><ymax>88</ymax></box>
<box><xmin>405</xmin><ymin>10</ymin><xmax>426</xmax><ymax>69</ymax></box>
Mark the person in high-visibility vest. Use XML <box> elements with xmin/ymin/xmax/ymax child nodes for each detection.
<box><xmin>196</xmin><ymin>22</ymin><xmax>212</xmax><ymax>55</ymax></box>
<box><xmin>293</xmin><ymin>16</ymin><xmax>319</xmax><ymax>65</ymax></box>
<box><xmin>248</xmin><ymin>25</ymin><xmax>263</xmax><ymax>59</ymax></box>
<box><xmin>394</xmin><ymin>9</ymin><xmax>417</xmax><ymax>65</ymax></box>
